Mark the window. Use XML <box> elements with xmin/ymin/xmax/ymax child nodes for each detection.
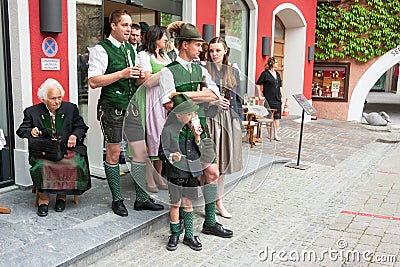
<box><xmin>312</xmin><ymin>62</ymin><xmax>350</xmax><ymax>102</ymax></box>
<box><xmin>220</xmin><ymin>0</ymin><xmax>249</xmax><ymax>78</ymax></box>
<box><xmin>274</xmin><ymin>19</ymin><xmax>284</xmax><ymax>39</ymax></box>
<box><xmin>160</xmin><ymin>13</ymin><xmax>181</xmax><ymax>27</ymax></box>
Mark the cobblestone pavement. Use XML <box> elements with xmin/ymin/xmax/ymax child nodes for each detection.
<box><xmin>90</xmin><ymin>119</ymin><xmax>400</xmax><ymax>267</ymax></box>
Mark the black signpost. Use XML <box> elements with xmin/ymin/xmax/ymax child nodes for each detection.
<box><xmin>285</xmin><ymin>94</ymin><xmax>317</xmax><ymax>170</ymax></box>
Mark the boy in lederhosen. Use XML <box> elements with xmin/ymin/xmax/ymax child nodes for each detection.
<box><xmin>159</xmin><ymin>94</ymin><xmax>204</xmax><ymax>251</ymax></box>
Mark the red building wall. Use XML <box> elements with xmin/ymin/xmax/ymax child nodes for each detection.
<box><xmin>196</xmin><ymin>0</ymin><xmax>218</xmax><ymax>38</ymax></box>
<box><xmin>29</xmin><ymin>0</ymin><xmax>70</xmax><ymax>104</ymax></box>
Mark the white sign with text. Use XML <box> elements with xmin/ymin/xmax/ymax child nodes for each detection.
<box><xmin>41</xmin><ymin>58</ymin><xmax>60</xmax><ymax>71</ymax></box>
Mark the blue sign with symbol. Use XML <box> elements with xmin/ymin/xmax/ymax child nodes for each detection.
<box><xmin>42</xmin><ymin>37</ymin><xmax>58</xmax><ymax>58</ymax></box>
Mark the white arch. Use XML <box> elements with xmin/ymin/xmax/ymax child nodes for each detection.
<box><xmin>273</xmin><ymin>3</ymin><xmax>307</xmax><ymax>117</ymax></box>
<box><xmin>348</xmin><ymin>45</ymin><xmax>400</xmax><ymax>121</ymax></box>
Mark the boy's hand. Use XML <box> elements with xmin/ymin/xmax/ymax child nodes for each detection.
<box><xmin>192</xmin><ymin>124</ymin><xmax>203</xmax><ymax>142</ymax></box>
<box><xmin>172</xmin><ymin>152</ymin><xmax>181</xmax><ymax>162</ymax></box>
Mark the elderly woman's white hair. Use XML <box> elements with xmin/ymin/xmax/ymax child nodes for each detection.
<box><xmin>37</xmin><ymin>78</ymin><xmax>65</xmax><ymax>101</ymax></box>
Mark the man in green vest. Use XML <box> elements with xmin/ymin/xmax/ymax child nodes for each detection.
<box><xmin>88</xmin><ymin>9</ymin><xmax>163</xmax><ymax>217</ymax></box>
<box><xmin>160</xmin><ymin>22</ymin><xmax>233</xmax><ymax>240</ymax></box>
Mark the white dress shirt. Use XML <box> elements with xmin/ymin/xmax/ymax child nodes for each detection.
<box><xmin>88</xmin><ymin>35</ymin><xmax>134</xmax><ymax>79</ymax></box>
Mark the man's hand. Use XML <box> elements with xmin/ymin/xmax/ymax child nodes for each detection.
<box><xmin>121</xmin><ymin>66</ymin><xmax>144</xmax><ymax>79</ymax></box>
<box><xmin>210</xmin><ymin>98</ymin><xmax>230</xmax><ymax>110</ymax></box>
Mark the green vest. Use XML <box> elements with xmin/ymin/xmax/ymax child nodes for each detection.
<box><xmin>167</xmin><ymin>61</ymin><xmax>207</xmax><ymax>130</ymax></box>
<box><xmin>99</xmin><ymin>39</ymin><xmax>137</xmax><ymax>110</ymax></box>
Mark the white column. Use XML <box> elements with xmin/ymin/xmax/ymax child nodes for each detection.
<box><xmin>87</xmin><ymin>87</ymin><xmax>105</xmax><ymax>178</ymax></box>
<box><xmin>182</xmin><ymin>0</ymin><xmax>196</xmax><ymax>24</ymax></box>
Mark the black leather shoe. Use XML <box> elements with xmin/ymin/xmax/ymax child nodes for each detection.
<box><xmin>202</xmin><ymin>222</ymin><xmax>233</xmax><ymax>238</ymax></box>
<box><xmin>112</xmin><ymin>199</ymin><xmax>128</xmax><ymax>217</ymax></box>
<box><xmin>183</xmin><ymin>236</ymin><xmax>202</xmax><ymax>251</ymax></box>
<box><xmin>134</xmin><ymin>197</ymin><xmax>164</xmax><ymax>211</ymax></box>
<box><xmin>166</xmin><ymin>235</ymin><xmax>179</xmax><ymax>251</ymax></box>
<box><xmin>55</xmin><ymin>199</ymin><xmax>66</xmax><ymax>212</ymax></box>
<box><xmin>37</xmin><ymin>204</ymin><xmax>48</xmax><ymax>217</ymax></box>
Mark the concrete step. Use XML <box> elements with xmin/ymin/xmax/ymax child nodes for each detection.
<box><xmin>0</xmin><ymin>150</ymin><xmax>289</xmax><ymax>267</ymax></box>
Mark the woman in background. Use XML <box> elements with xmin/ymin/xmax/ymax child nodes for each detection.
<box><xmin>256</xmin><ymin>57</ymin><xmax>283</xmax><ymax>141</ymax></box>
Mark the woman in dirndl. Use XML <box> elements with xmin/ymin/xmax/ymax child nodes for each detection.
<box><xmin>205</xmin><ymin>37</ymin><xmax>243</xmax><ymax>219</ymax></box>
<box><xmin>135</xmin><ymin>25</ymin><xmax>171</xmax><ymax>192</ymax></box>
<box><xmin>16</xmin><ymin>78</ymin><xmax>91</xmax><ymax>217</ymax></box>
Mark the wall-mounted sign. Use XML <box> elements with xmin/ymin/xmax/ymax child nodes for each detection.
<box><xmin>42</xmin><ymin>37</ymin><xmax>58</xmax><ymax>57</ymax></box>
<box><xmin>41</xmin><ymin>58</ymin><xmax>60</xmax><ymax>70</ymax></box>
<box><xmin>390</xmin><ymin>45</ymin><xmax>400</xmax><ymax>57</ymax></box>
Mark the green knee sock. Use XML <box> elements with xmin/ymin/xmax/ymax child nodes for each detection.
<box><xmin>104</xmin><ymin>162</ymin><xmax>122</xmax><ymax>201</ymax></box>
<box><xmin>130</xmin><ymin>161</ymin><xmax>149</xmax><ymax>202</ymax></box>
<box><xmin>182</xmin><ymin>210</ymin><xmax>194</xmax><ymax>238</ymax></box>
<box><xmin>170</xmin><ymin>221</ymin><xmax>181</xmax><ymax>237</ymax></box>
<box><xmin>204</xmin><ymin>183</ymin><xmax>217</xmax><ymax>227</ymax></box>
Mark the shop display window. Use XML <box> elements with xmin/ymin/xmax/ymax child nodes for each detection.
<box><xmin>312</xmin><ymin>62</ymin><xmax>350</xmax><ymax>102</ymax></box>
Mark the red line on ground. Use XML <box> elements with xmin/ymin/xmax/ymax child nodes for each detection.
<box><xmin>341</xmin><ymin>210</ymin><xmax>400</xmax><ymax>221</ymax></box>
<box><xmin>377</xmin><ymin>170</ymin><xmax>400</xmax><ymax>175</ymax></box>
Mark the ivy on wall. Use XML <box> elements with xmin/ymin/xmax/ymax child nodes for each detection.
<box><xmin>315</xmin><ymin>0</ymin><xmax>400</xmax><ymax>62</ymax></box>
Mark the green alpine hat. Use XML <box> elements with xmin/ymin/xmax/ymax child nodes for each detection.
<box><xmin>172</xmin><ymin>94</ymin><xmax>199</xmax><ymax>114</ymax></box>
<box><xmin>175</xmin><ymin>23</ymin><xmax>204</xmax><ymax>42</ymax></box>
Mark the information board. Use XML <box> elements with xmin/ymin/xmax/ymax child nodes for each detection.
<box><xmin>292</xmin><ymin>94</ymin><xmax>317</xmax><ymax>115</ymax></box>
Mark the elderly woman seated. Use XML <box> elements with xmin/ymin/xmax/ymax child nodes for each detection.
<box><xmin>16</xmin><ymin>78</ymin><xmax>91</xmax><ymax>217</ymax></box>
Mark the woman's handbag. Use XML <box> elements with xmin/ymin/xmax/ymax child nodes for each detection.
<box><xmin>28</xmin><ymin>136</ymin><xmax>66</xmax><ymax>162</ymax></box>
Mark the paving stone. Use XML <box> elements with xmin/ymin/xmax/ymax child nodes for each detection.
<box><xmin>380</xmin><ymin>233</ymin><xmax>400</xmax><ymax>245</ymax></box>
<box><xmin>358</xmin><ymin>234</ymin><xmax>382</xmax><ymax>246</ymax></box>
<box><xmin>348</xmin><ymin>221</ymin><xmax>370</xmax><ymax>231</ymax></box>
<box><xmin>364</xmin><ymin>226</ymin><xmax>387</xmax><ymax>237</ymax></box>
<box><xmin>2</xmin><ymin>119</ymin><xmax>400</xmax><ymax>266</ymax></box>
<box><xmin>375</xmin><ymin>242</ymin><xmax>400</xmax><ymax>257</ymax></box>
